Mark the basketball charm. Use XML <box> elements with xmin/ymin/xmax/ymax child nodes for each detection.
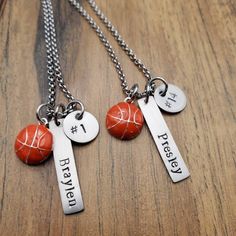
<box><xmin>106</xmin><ymin>102</ymin><xmax>144</xmax><ymax>140</ymax></box>
<box><xmin>15</xmin><ymin>124</ymin><xmax>53</xmax><ymax>165</ymax></box>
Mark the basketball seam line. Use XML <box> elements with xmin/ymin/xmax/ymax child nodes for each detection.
<box><xmin>120</xmin><ymin>103</ymin><xmax>131</xmax><ymax>139</ymax></box>
<box><xmin>25</xmin><ymin>126</ymin><xmax>39</xmax><ymax>163</ymax></box>
<box><xmin>16</xmin><ymin>139</ymin><xmax>51</xmax><ymax>152</ymax></box>
<box><xmin>107</xmin><ymin>114</ymin><xmax>142</xmax><ymax>126</ymax></box>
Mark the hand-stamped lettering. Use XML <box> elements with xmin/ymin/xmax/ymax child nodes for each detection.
<box><xmin>64</xmin><ymin>172</ymin><xmax>71</xmax><ymax>178</ymax></box>
<box><xmin>59</xmin><ymin>158</ymin><xmax>78</xmax><ymax>205</ymax></box>
<box><xmin>60</xmin><ymin>158</ymin><xmax>70</xmax><ymax>166</ymax></box>
<box><xmin>157</xmin><ymin>133</ymin><xmax>183</xmax><ymax>174</ymax></box>
<box><xmin>71</xmin><ymin>125</ymin><xmax>78</xmax><ymax>134</ymax></box>
<box><xmin>69</xmin><ymin>199</ymin><xmax>77</xmax><ymax>207</ymax></box>
<box><xmin>138</xmin><ymin>97</ymin><xmax>190</xmax><ymax>182</ymax></box>
<box><xmin>67</xmin><ymin>192</ymin><xmax>74</xmax><ymax>199</ymax></box>
<box><xmin>154</xmin><ymin>84</ymin><xmax>187</xmax><ymax>113</ymax></box>
<box><xmin>80</xmin><ymin>124</ymin><xmax>87</xmax><ymax>133</ymax></box>
<box><xmin>49</xmin><ymin>120</ymin><xmax>84</xmax><ymax>214</ymax></box>
<box><xmin>61</xmin><ymin>179</ymin><xmax>72</xmax><ymax>186</ymax></box>
<box><xmin>171</xmin><ymin>168</ymin><xmax>182</xmax><ymax>174</ymax></box>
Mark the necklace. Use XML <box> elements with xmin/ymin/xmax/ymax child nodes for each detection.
<box><xmin>14</xmin><ymin>0</ymin><xmax>100</xmax><ymax>214</ymax></box>
<box><xmin>69</xmin><ymin>0</ymin><xmax>190</xmax><ymax>182</ymax></box>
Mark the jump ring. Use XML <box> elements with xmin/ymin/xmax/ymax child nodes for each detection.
<box><xmin>150</xmin><ymin>77</ymin><xmax>168</xmax><ymax>96</ymax></box>
<box><xmin>145</xmin><ymin>77</ymin><xmax>169</xmax><ymax>103</ymax></box>
<box><xmin>54</xmin><ymin>103</ymin><xmax>66</xmax><ymax>126</ymax></box>
<box><xmin>129</xmin><ymin>84</ymin><xmax>139</xmax><ymax>100</ymax></box>
<box><xmin>124</xmin><ymin>97</ymin><xmax>134</xmax><ymax>103</ymax></box>
<box><xmin>36</xmin><ymin>103</ymin><xmax>52</xmax><ymax>125</ymax></box>
<box><xmin>66</xmin><ymin>99</ymin><xmax>85</xmax><ymax>119</ymax></box>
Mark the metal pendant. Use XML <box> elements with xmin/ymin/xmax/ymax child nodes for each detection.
<box><xmin>154</xmin><ymin>84</ymin><xmax>187</xmax><ymax>113</ymax></box>
<box><xmin>49</xmin><ymin>120</ymin><xmax>84</xmax><ymax>214</ymax></box>
<box><xmin>138</xmin><ymin>97</ymin><xmax>190</xmax><ymax>183</ymax></box>
<box><xmin>63</xmin><ymin>111</ymin><xmax>99</xmax><ymax>143</ymax></box>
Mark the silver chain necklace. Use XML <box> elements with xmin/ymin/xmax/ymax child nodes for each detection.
<box><xmin>42</xmin><ymin>0</ymin><xmax>75</xmax><ymax>117</ymax></box>
<box><xmin>88</xmin><ymin>0</ymin><xmax>153</xmax><ymax>81</ymax></box>
<box><xmin>15</xmin><ymin>0</ymin><xmax>191</xmax><ymax>215</ymax></box>
<box><xmin>69</xmin><ymin>0</ymin><xmax>191</xmax><ymax>183</ymax></box>
<box><xmin>15</xmin><ymin>0</ymin><xmax>101</xmax><ymax>215</ymax></box>
<box><xmin>69</xmin><ymin>0</ymin><xmax>156</xmax><ymax>99</ymax></box>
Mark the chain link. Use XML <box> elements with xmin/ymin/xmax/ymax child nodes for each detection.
<box><xmin>87</xmin><ymin>0</ymin><xmax>152</xmax><ymax>81</ymax></box>
<box><xmin>42</xmin><ymin>0</ymin><xmax>75</xmax><ymax>117</ymax></box>
<box><xmin>68</xmin><ymin>0</ymin><xmax>153</xmax><ymax>98</ymax></box>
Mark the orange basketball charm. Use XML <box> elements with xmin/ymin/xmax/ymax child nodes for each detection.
<box><xmin>15</xmin><ymin>124</ymin><xmax>53</xmax><ymax>165</ymax></box>
<box><xmin>106</xmin><ymin>102</ymin><xmax>144</xmax><ymax>140</ymax></box>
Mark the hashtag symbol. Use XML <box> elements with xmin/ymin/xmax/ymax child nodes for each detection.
<box><xmin>71</xmin><ymin>126</ymin><xmax>78</xmax><ymax>134</ymax></box>
<box><xmin>165</xmin><ymin>101</ymin><xmax>172</xmax><ymax>108</ymax></box>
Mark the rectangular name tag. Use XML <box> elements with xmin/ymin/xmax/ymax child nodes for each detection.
<box><xmin>49</xmin><ymin>120</ymin><xmax>84</xmax><ymax>214</ymax></box>
<box><xmin>138</xmin><ymin>97</ymin><xmax>190</xmax><ymax>182</ymax></box>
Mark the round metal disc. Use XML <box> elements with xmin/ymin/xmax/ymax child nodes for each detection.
<box><xmin>154</xmin><ymin>84</ymin><xmax>187</xmax><ymax>113</ymax></box>
<box><xmin>63</xmin><ymin>111</ymin><xmax>99</xmax><ymax>143</ymax></box>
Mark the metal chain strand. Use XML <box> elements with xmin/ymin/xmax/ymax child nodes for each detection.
<box><xmin>87</xmin><ymin>0</ymin><xmax>152</xmax><ymax>81</ymax></box>
<box><xmin>46</xmin><ymin>0</ymin><xmax>75</xmax><ymax>101</ymax></box>
<box><xmin>42</xmin><ymin>0</ymin><xmax>57</xmax><ymax>115</ymax></box>
<box><xmin>42</xmin><ymin>0</ymin><xmax>75</xmax><ymax>116</ymax></box>
<box><xmin>68</xmin><ymin>0</ymin><xmax>150</xmax><ymax>98</ymax></box>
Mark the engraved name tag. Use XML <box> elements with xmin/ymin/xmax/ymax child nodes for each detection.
<box><xmin>49</xmin><ymin>120</ymin><xmax>84</xmax><ymax>214</ymax></box>
<box><xmin>138</xmin><ymin>97</ymin><xmax>190</xmax><ymax>182</ymax></box>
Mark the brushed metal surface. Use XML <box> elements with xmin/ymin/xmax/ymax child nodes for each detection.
<box><xmin>138</xmin><ymin>97</ymin><xmax>190</xmax><ymax>182</ymax></box>
<box><xmin>49</xmin><ymin>120</ymin><xmax>84</xmax><ymax>214</ymax></box>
